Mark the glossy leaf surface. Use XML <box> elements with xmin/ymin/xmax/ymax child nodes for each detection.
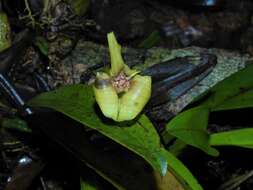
<box><xmin>164</xmin><ymin>150</ymin><xmax>203</xmax><ymax>190</ymax></box>
<box><xmin>201</xmin><ymin>64</ymin><xmax>253</xmax><ymax>111</ymax></box>
<box><xmin>163</xmin><ymin>106</ymin><xmax>219</xmax><ymax>156</ymax></box>
<box><xmin>210</xmin><ymin>128</ymin><xmax>253</xmax><ymax>149</ymax></box>
<box><xmin>28</xmin><ymin>84</ymin><xmax>167</xmax><ymax>175</ymax></box>
<box><xmin>163</xmin><ymin>64</ymin><xmax>253</xmax><ymax>156</ymax></box>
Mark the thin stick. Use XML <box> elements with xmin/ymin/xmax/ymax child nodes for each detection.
<box><xmin>24</xmin><ymin>0</ymin><xmax>35</xmax><ymax>28</ymax></box>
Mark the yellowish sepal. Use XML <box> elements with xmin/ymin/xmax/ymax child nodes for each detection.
<box><xmin>93</xmin><ymin>72</ymin><xmax>119</xmax><ymax>121</ymax></box>
<box><xmin>107</xmin><ymin>32</ymin><xmax>125</xmax><ymax>76</ymax></box>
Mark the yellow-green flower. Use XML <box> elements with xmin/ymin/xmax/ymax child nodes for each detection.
<box><xmin>93</xmin><ymin>32</ymin><xmax>151</xmax><ymax>122</ymax></box>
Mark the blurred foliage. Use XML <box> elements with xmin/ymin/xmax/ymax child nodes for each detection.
<box><xmin>67</xmin><ymin>0</ymin><xmax>90</xmax><ymax>16</ymax></box>
<box><xmin>0</xmin><ymin>12</ymin><xmax>11</xmax><ymax>52</ymax></box>
<box><xmin>163</xmin><ymin>64</ymin><xmax>253</xmax><ymax>157</ymax></box>
<box><xmin>1</xmin><ymin>117</ymin><xmax>31</xmax><ymax>133</ymax></box>
<box><xmin>34</xmin><ymin>36</ymin><xmax>49</xmax><ymax>56</ymax></box>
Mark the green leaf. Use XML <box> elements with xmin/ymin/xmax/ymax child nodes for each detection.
<box><xmin>138</xmin><ymin>30</ymin><xmax>161</xmax><ymax>49</ymax></box>
<box><xmin>168</xmin><ymin>139</ymin><xmax>187</xmax><ymax>157</ymax></box>
<box><xmin>80</xmin><ymin>177</ymin><xmax>98</xmax><ymax>190</ymax></box>
<box><xmin>1</xmin><ymin>118</ymin><xmax>32</xmax><ymax>133</ymax></box>
<box><xmin>163</xmin><ymin>106</ymin><xmax>219</xmax><ymax>156</ymax></box>
<box><xmin>28</xmin><ymin>84</ymin><xmax>168</xmax><ymax>175</ymax></box>
<box><xmin>164</xmin><ymin>64</ymin><xmax>253</xmax><ymax>156</ymax></box>
<box><xmin>210</xmin><ymin>128</ymin><xmax>253</xmax><ymax>149</ymax></box>
<box><xmin>163</xmin><ymin>150</ymin><xmax>203</xmax><ymax>190</ymax></box>
<box><xmin>68</xmin><ymin>0</ymin><xmax>90</xmax><ymax>16</ymax></box>
<box><xmin>213</xmin><ymin>89</ymin><xmax>253</xmax><ymax>111</ymax></box>
<box><xmin>34</xmin><ymin>36</ymin><xmax>49</xmax><ymax>56</ymax></box>
<box><xmin>85</xmin><ymin>164</ymin><xmax>126</xmax><ymax>190</ymax></box>
<box><xmin>201</xmin><ymin>64</ymin><xmax>253</xmax><ymax>111</ymax></box>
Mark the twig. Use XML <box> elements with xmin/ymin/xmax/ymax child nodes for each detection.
<box><xmin>218</xmin><ymin>170</ymin><xmax>253</xmax><ymax>190</ymax></box>
<box><xmin>24</xmin><ymin>0</ymin><xmax>35</xmax><ymax>28</ymax></box>
<box><xmin>43</xmin><ymin>0</ymin><xmax>50</xmax><ymax>15</ymax></box>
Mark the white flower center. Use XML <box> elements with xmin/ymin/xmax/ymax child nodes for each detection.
<box><xmin>111</xmin><ymin>71</ymin><xmax>131</xmax><ymax>93</ymax></box>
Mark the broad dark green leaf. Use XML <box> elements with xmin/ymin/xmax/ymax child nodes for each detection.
<box><xmin>163</xmin><ymin>106</ymin><xmax>219</xmax><ymax>156</ymax></box>
<box><xmin>28</xmin><ymin>90</ymin><xmax>203</xmax><ymax>190</ymax></box>
<box><xmin>163</xmin><ymin>150</ymin><xmax>203</xmax><ymax>190</ymax></box>
<box><xmin>31</xmin><ymin>111</ymin><xmax>154</xmax><ymax>190</ymax></box>
<box><xmin>28</xmin><ymin>84</ymin><xmax>167</xmax><ymax>175</ymax></box>
<box><xmin>201</xmin><ymin>64</ymin><xmax>253</xmax><ymax>111</ymax></box>
<box><xmin>210</xmin><ymin>128</ymin><xmax>253</xmax><ymax>149</ymax></box>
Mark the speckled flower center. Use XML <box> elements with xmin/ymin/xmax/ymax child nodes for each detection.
<box><xmin>111</xmin><ymin>71</ymin><xmax>131</xmax><ymax>93</ymax></box>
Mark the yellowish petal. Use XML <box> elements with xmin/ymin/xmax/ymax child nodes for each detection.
<box><xmin>117</xmin><ymin>75</ymin><xmax>152</xmax><ymax>121</ymax></box>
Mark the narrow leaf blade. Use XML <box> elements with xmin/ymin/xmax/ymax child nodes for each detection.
<box><xmin>163</xmin><ymin>150</ymin><xmax>203</xmax><ymax>190</ymax></box>
<box><xmin>201</xmin><ymin>64</ymin><xmax>253</xmax><ymax>110</ymax></box>
<box><xmin>213</xmin><ymin>89</ymin><xmax>253</xmax><ymax>111</ymax></box>
<box><xmin>210</xmin><ymin>128</ymin><xmax>253</xmax><ymax>148</ymax></box>
<box><xmin>80</xmin><ymin>178</ymin><xmax>98</xmax><ymax>190</ymax></box>
<box><xmin>163</xmin><ymin>106</ymin><xmax>219</xmax><ymax>156</ymax></box>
